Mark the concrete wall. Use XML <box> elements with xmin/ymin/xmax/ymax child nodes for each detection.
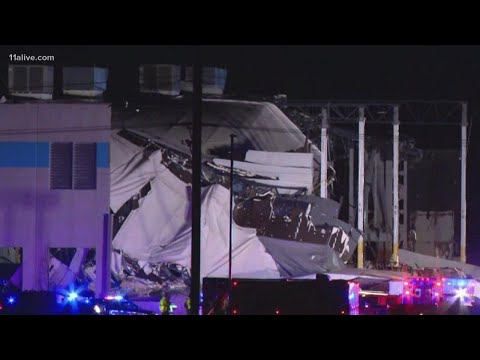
<box><xmin>0</xmin><ymin>102</ymin><xmax>110</xmax><ymax>296</ymax></box>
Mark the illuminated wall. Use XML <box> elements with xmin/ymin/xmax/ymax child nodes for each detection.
<box><xmin>0</xmin><ymin>102</ymin><xmax>110</xmax><ymax>296</ymax></box>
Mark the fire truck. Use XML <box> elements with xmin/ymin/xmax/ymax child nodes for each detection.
<box><xmin>359</xmin><ymin>277</ymin><xmax>479</xmax><ymax>315</ymax></box>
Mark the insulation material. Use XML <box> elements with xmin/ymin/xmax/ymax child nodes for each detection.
<box><xmin>245</xmin><ymin>150</ymin><xmax>314</xmax><ymax>169</ymax></box>
<box><xmin>213</xmin><ymin>158</ymin><xmax>314</xmax><ymax>193</ymax></box>
<box><xmin>249</xmin><ymin>181</ymin><xmax>310</xmax><ymax>195</ymax></box>
<box><xmin>212</xmin><ymin>159</ymin><xmax>313</xmax><ymax>179</ymax></box>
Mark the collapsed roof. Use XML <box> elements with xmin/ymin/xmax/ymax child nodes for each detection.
<box><xmin>113</xmin><ymin>98</ymin><xmax>322</xmax><ymax>161</ymax></box>
<box><xmin>101</xmin><ymin>99</ymin><xmax>361</xmax><ymax>297</ymax></box>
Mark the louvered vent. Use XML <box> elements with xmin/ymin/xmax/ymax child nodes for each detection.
<box><xmin>73</xmin><ymin>143</ymin><xmax>97</xmax><ymax>190</ymax></box>
<box><xmin>50</xmin><ymin>143</ymin><xmax>73</xmax><ymax>189</ymax></box>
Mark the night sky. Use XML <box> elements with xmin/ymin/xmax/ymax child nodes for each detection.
<box><xmin>1</xmin><ymin>45</ymin><xmax>480</xmax><ymax>263</ymax></box>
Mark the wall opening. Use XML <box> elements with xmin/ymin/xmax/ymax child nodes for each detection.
<box><xmin>0</xmin><ymin>247</ymin><xmax>22</xmax><ymax>311</ymax></box>
<box><xmin>48</xmin><ymin>247</ymin><xmax>95</xmax><ymax>296</ymax></box>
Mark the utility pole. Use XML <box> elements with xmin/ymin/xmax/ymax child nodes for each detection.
<box><xmin>461</xmin><ymin>103</ymin><xmax>467</xmax><ymax>263</ymax></box>
<box><xmin>228</xmin><ymin>134</ymin><xmax>236</xmax><ymax>314</ymax></box>
<box><xmin>392</xmin><ymin>106</ymin><xmax>400</xmax><ymax>266</ymax></box>
<box><xmin>320</xmin><ymin>108</ymin><xmax>329</xmax><ymax>198</ymax></box>
<box><xmin>191</xmin><ymin>60</ymin><xmax>202</xmax><ymax>315</ymax></box>
<box><xmin>357</xmin><ymin>107</ymin><xmax>365</xmax><ymax>269</ymax></box>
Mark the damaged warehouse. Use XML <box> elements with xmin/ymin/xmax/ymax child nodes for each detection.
<box><xmin>104</xmin><ymin>97</ymin><xmax>472</xmax><ymax>304</ymax></box>
<box><xmin>0</xmin><ymin>61</ymin><xmax>477</xmax><ymax>315</ymax></box>
<box><xmin>107</xmin><ymin>98</ymin><xmax>361</xmax><ymax>300</ymax></box>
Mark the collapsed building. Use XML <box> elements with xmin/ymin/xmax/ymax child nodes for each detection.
<box><xmin>107</xmin><ymin>98</ymin><xmax>360</xmax><ymax>298</ymax></box>
<box><xmin>0</xmin><ymin>64</ymin><xmax>477</xmax><ymax>312</ymax></box>
<box><xmin>104</xmin><ymin>97</ymin><xmax>473</xmax><ymax>299</ymax></box>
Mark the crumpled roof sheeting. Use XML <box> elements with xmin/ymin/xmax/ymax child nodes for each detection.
<box><xmin>110</xmin><ymin>130</ymin><xmax>143</xmax><ymax>171</ymax></box>
<box><xmin>48</xmin><ymin>249</ymin><xmax>89</xmax><ymax>290</ymax></box>
<box><xmin>110</xmin><ymin>126</ymin><xmax>282</xmax><ymax>282</ymax></box>
<box><xmin>398</xmin><ymin>249</ymin><xmax>480</xmax><ymax>279</ymax></box>
<box><xmin>299</xmin><ymin>195</ymin><xmax>341</xmax><ymax>220</ymax></box>
<box><xmin>234</xmin><ymin>195</ymin><xmax>358</xmax><ymax>263</ymax></box>
<box><xmin>108</xmin><ymin>99</ymin><xmax>362</xmax><ymax>286</ymax></box>
<box><xmin>199</xmin><ymin>185</ymin><xmax>280</xmax><ymax>279</ymax></box>
<box><xmin>111</xmin><ymin>143</ymin><xmax>280</xmax><ymax>279</ymax></box>
<box><xmin>259</xmin><ymin>237</ymin><xmax>345</xmax><ymax>278</ymax></box>
<box><xmin>326</xmin><ymin>268</ymin><xmax>408</xmax><ymax>282</ymax></box>
<box><xmin>112</xmin><ymin>99</ymin><xmax>321</xmax><ymax>164</ymax></box>
<box><xmin>112</xmin><ymin>158</ymin><xmax>191</xmax><ymax>263</ymax></box>
<box><xmin>110</xmin><ymin>132</ymin><xmax>162</xmax><ymax>213</ymax></box>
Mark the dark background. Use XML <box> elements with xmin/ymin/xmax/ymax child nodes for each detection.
<box><xmin>0</xmin><ymin>45</ymin><xmax>479</xmax><ymax>263</ymax></box>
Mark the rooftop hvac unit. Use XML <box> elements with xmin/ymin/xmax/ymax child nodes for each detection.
<box><xmin>8</xmin><ymin>65</ymin><xmax>54</xmax><ymax>100</ymax></box>
<box><xmin>63</xmin><ymin>66</ymin><xmax>109</xmax><ymax>97</ymax></box>
<box><xmin>139</xmin><ymin>64</ymin><xmax>181</xmax><ymax>96</ymax></box>
<box><xmin>182</xmin><ymin>67</ymin><xmax>227</xmax><ymax>95</ymax></box>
